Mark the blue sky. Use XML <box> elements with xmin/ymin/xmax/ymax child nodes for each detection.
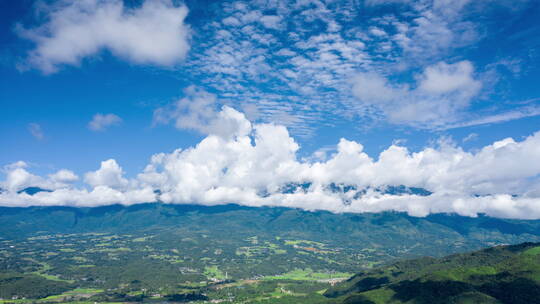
<box><xmin>1</xmin><ymin>0</ymin><xmax>540</xmax><ymax>217</ymax></box>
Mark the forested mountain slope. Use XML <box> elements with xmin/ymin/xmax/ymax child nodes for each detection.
<box><xmin>324</xmin><ymin>242</ymin><xmax>540</xmax><ymax>304</ymax></box>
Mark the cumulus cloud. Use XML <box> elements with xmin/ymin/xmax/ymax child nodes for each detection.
<box><xmin>28</xmin><ymin>123</ymin><xmax>44</xmax><ymax>140</ymax></box>
<box><xmin>153</xmin><ymin>86</ymin><xmax>251</xmax><ymax>139</ymax></box>
<box><xmin>1</xmin><ymin>164</ymin><xmax>43</xmax><ymax>192</ymax></box>
<box><xmin>84</xmin><ymin>159</ymin><xmax>128</xmax><ymax>189</ymax></box>
<box><xmin>88</xmin><ymin>113</ymin><xmax>122</xmax><ymax>131</ymax></box>
<box><xmin>49</xmin><ymin>169</ymin><xmax>79</xmax><ymax>184</ymax></box>
<box><xmin>17</xmin><ymin>0</ymin><xmax>190</xmax><ymax>73</ymax></box>
<box><xmin>2</xmin><ymin>108</ymin><xmax>540</xmax><ymax>219</ymax></box>
<box><xmin>352</xmin><ymin>60</ymin><xmax>481</xmax><ymax>127</ymax></box>
<box><xmin>417</xmin><ymin>61</ymin><xmax>478</xmax><ymax>94</ymax></box>
<box><xmin>1</xmin><ymin>162</ymin><xmax>78</xmax><ymax>191</ymax></box>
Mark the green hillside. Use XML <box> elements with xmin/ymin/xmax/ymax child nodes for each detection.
<box><xmin>324</xmin><ymin>242</ymin><xmax>540</xmax><ymax>304</ymax></box>
<box><xmin>2</xmin><ymin>204</ymin><xmax>540</xmax><ymax>303</ymax></box>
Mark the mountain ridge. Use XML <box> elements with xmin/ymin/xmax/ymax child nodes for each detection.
<box><xmin>324</xmin><ymin>242</ymin><xmax>540</xmax><ymax>304</ymax></box>
<box><xmin>1</xmin><ymin>203</ymin><xmax>540</xmax><ymax>256</ymax></box>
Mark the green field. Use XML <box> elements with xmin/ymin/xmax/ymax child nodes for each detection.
<box><xmin>264</xmin><ymin>268</ymin><xmax>353</xmax><ymax>281</ymax></box>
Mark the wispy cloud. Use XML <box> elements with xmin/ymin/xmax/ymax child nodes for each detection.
<box><xmin>462</xmin><ymin>133</ymin><xmax>478</xmax><ymax>143</ymax></box>
<box><xmin>182</xmin><ymin>0</ymin><xmax>530</xmax><ymax>135</ymax></box>
<box><xmin>14</xmin><ymin>0</ymin><xmax>540</xmax><ymax>134</ymax></box>
<box><xmin>28</xmin><ymin>123</ymin><xmax>44</xmax><ymax>140</ymax></box>
<box><xmin>88</xmin><ymin>113</ymin><xmax>122</xmax><ymax>131</ymax></box>
<box><xmin>443</xmin><ymin>105</ymin><xmax>540</xmax><ymax>130</ymax></box>
<box><xmin>352</xmin><ymin>61</ymin><xmax>482</xmax><ymax>128</ymax></box>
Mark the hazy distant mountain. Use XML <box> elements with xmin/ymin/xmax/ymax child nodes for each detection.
<box><xmin>272</xmin><ymin>183</ymin><xmax>432</xmax><ymax>200</ymax></box>
<box><xmin>1</xmin><ymin>203</ymin><xmax>540</xmax><ymax>258</ymax></box>
<box><xmin>16</xmin><ymin>187</ymin><xmax>52</xmax><ymax>195</ymax></box>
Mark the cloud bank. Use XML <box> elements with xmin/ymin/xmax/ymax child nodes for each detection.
<box><xmin>17</xmin><ymin>0</ymin><xmax>190</xmax><ymax>73</ymax></box>
<box><xmin>2</xmin><ymin>107</ymin><xmax>540</xmax><ymax>219</ymax></box>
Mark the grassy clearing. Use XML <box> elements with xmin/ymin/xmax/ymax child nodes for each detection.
<box><xmin>433</xmin><ymin>266</ymin><xmax>498</xmax><ymax>281</ymax></box>
<box><xmin>284</xmin><ymin>240</ymin><xmax>325</xmax><ymax>247</ymax></box>
<box><xmin>26</xmin><ymin>260</ymin><xmax>75</xmax><ymax>283</ymax></box>
<box><xmin>36</xmin><ymin>288</ymin><xmax>105</xmax><ymax>302</ymax></box>
<box><xmin>72</xmin><ymin>256</ymin><xmax>87</xmax><ymax>263</ymax></box>
<box><xmin>147</xmin><ymin>254</ymin><xmax>183</xmax><ymax>264</ymax></box>
<box><xmin>361</xmin><ymin>287</ymin><xmax>396</xmax><ymax>304</ymax></box>
<box><xmin>204</xmin><ymin>265</ymin><xmax>226</xmax><ymax>280</ymax></box>
<box><xmin>132</xmin><ymin>236</ymin><xmax>152</xmax><ymax>242</ymax></box>
<box><xmin>236</xmin><ymin>242</ymin><xmax>287</xmax><ymax>257</ymax></box>
<box><xmin>87</xmin><ymin>247</ymin><xmax>130</xmax><ymax>253</ymax></box>
<box><xmin>524</xmin><ymin>246</ymin><xmax>540</xmax><ymax>256</ymax></box>
<box><xmin>95</xmin><ymin>242</ymin><xmax>112</xmax><ymax>247</ymax></box>
<box><xmin>264</xmin><ymin>268</ymin><xmax>352</xmax><ymax>281</ymax></box>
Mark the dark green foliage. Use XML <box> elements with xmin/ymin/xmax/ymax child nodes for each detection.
<box><xmin>325</xmin><ymin>242</ymin><xmax>540</xmax><ymax>304</ymax></box>
<box><xmin>324</xmin><ymin>277</ymin><xmax>390</xmax><ymax>298</ymax></box>
<box><xmin>0</xmin><ymin>273</ymin><xmax>72</xmax><ymax>299</ymax></box>
<box><xmin>390</xmin><ymin>280</ymin><xmax>474</xmax><ymax>303</ymax></box>
<box><xmin>166</xmin><ymin>292</ymin><xmax>208</xmax><ymax>302</ymax></box>
<box><xmin>342</xmin><ymin>295</ymin><xmax>377</xmax><ymax>304</ymax></box>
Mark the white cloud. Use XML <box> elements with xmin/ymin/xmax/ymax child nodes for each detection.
<box><xmin>390</xmin><ymin>0</ymin><xmax>477</xmax><ymax>62</ymax></box>
<box><xmin>153</xmin><ymin>86</ymin><xmax>218</xmax><ymax>133</ymax></box>
<box><xmin>444</xmin><ymin>105</ymin><xmax>540</xmax><ymax>130</ymax></box>
<box><xmin>88</xmin><ymin>113</ymin><xmax>122</xmax><ymax>131</ymax></box>
<box><xmin>17</xmin><ymin>0</ymin><xmax>190</xmax><ymax>73</ymax></box>
<box><xmin>153</xmin><ymin>86</ymin><xmax>251</xmax><ymax>139</ymax></box>
<box><xmin>187</xmin><ymin>0</ymin><xmax>525</xmax><ymax>136</ymax></box>
<box><xmin>275</xmin><ymin>48</ymin><xmax>296</xmax><ymax>56</ymax></box>
<box><xmin>188</xmin><ymin>0</ymin><xmax>371</xmax><ymax>137</ymax></box>
<box><xmin>84</xmin><ymin>159</ymin><xmax>128</xmax><ymax>189</ymax></box>
<box><xmin>260</xmin><ymin>15</ymin><xmax>282</xmax><ymax>29</ymax></box>
<box><xmin>4</xmin><ymin>161</ymin><xmax>28</xmax><ymax>171</ymax></box>
<box><xmin>1</xmin><ymin>163</ymin><xmax>77</xmax><ymax>191</ymax></box>
<box><xmin>188</xmin><ymin>0</ymin><xmax>533</xmax><ymax>134</ymax></box>
<box><xmin>364</xmin><ymin>0</ymin><xmax>410</xmax><ymax>5</ymax></box>
<box><xmin>462</xmin><ymin>133</ymin><xmax>478</xmax><ymax>143</ymax></box>
<box><xmin>417</xmin><ymin>61</ymin><xmax>478</xmax><ymax>94</ymax></box>
<box><xmin>49</xmin><ymin>169</ymin><xmax>79</xmax><ymax>184</ymax></box>
<box><xmin>222</xmin><ymin>16</ymin><xmax>241</xmax><ymax>26</ymax></box>
<box><xmin>28</xmin><ymin>123</ymin><xmax>44</xmax><ymax>140</ymax></box>
<box><xmin>1</xmin><ymin>166</ymin><xmax>43</xmax><ymax>192</ymax></box>
<box><xmin>3</xmin><ymin>108</ymin><xmax>540</xmax><ymax>219</ymax></box>
<box><xmin>0</xmin><ymin>186</ymin><xmax>155</xmax><ymax>207</ymax></box>
<box><xmin>352</xmin><ymin>60</ymin><xmax>482</xmax><ymax>127</ymax></box>
<box><xmin>369</xmin><ymin>27</ymin><xmax>387</xmax><ymax>37</ymax></box>
<box><xmin>351</xmin><ymin>72</ymin><xmax>397</xmax><ymax>103</ymax></box>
